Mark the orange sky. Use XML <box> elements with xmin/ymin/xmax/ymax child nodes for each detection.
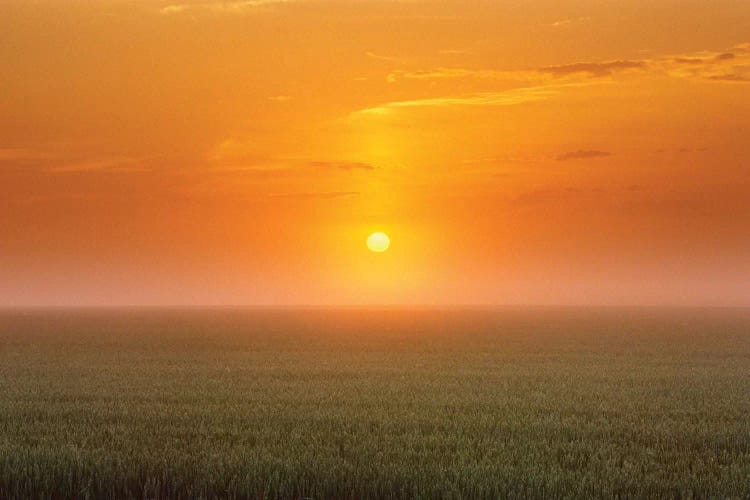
<box><xmin>1</xmin><ymin>0</ymin><xmax>749</xmax><ymax>306</ymax></box>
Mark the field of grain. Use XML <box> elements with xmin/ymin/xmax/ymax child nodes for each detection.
<box><xmin>1</xmin><ymin>308</ymin><xmax>749</xmax><ymax>498</ymax></box>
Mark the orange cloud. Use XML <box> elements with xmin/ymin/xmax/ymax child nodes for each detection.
<box><xmin>355</xmin><ymin>86</ymin><xmax>559</xmax><ymax>115</ymax></box>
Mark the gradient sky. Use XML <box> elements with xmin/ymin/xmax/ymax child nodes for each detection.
<box><xmin>1</xmin><ymin>0</ymin><xmax>749</xmax><ymax>306</ymax></box>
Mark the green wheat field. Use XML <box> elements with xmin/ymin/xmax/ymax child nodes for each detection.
<box><xmin>1</xmin><ymin>308</ymin><xmax>749</xmax><ymax>498</ymax></box>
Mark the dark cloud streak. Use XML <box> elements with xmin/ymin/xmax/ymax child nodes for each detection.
<box><xmin>540</xmin><ymin>60</ymin><xmax>645</xmax><ymax>77</ymax></box>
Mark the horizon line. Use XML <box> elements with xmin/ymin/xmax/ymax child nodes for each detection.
<box><xmin>1</xmin><ymin>303</ymin><xmax>749</xmax><ymax>311</ymax></box>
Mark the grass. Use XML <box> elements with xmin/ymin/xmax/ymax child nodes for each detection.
<box><xmin>1</xmin><ymin>307</ymin><xmax>749</xmax><ymax>498</ymax></box>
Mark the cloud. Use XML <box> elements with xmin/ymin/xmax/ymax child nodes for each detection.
<box><xmin>0</xmin><ymin>147</ymin><xmax>151</xmax><ymax>174</ymax></box>
<box><xmin>714</xmin><ymin>52</ymin><xmax>736</xmax><ymax>61</ymax></box>
<box><xmin>375</xmin><ymin>42</ymin><xmax>750</xmax><ymax>116</ymax></box>
<box><xmin>388</xmin><ymin>60</ymin><xmax>646</xmax><ymax>84</ymax></box>
<box><xmin>544</xmin><ymin>17</ymin><xmax>591</xmax><ymax>27</ymax></box>
<box><xmin>387</xmin><ymin>67</ymin><xmax>499</xmax><ymax>83</ymax></box>
<box><xmin>386</xmin><ymin>42</ymin><xmax>750</xmax><ymax>86</ymax></box>
<box><xmin>656</xmin><ymin>45</ymin><xmax>750</xmax><ymax>82</ymax></box>
<box><xmin>673</xmin><ymin>57</ymin><xmax>706</xmax><ymax>65</ymax></box>
<box><xmin>356</xmin><ymin>86</ymin><xmax>558</xmax><ymax>115</ymax></box>
<box><xmin>707</xmin><ymin>74</ymin><xmax>750</xmax><ymax>83</ymax></box>
<box><xmin>209</xmin><ymin>153</ymin><xmax>378</xmax><ymax>176</ymax></box>
<box><xmin>556</xmin><ymin>150</ymin><xmax>612</xmax><ymax>161</ymax></box>
<box><xmin>160</xmin><ymin>4</ymin><xmax>189</xmax><ymax>14</ymax></box>
<box><xmin>366</xmin><ymin>51</ymin><xmax>404</xmax><ymax>64</ymax></box>
<box><xmin>539</xmin><ymin>60</ymin><xmax>645</xmax><ymax>77</ymax></box>
<box><xmin>160</xmin><ymin>0</ymin><xmax>292</xmax><ymax>15</ymax></box>
<box><xmin>309</xmin><ymin>161</ymin><xmax>376</xmax><ymax>171</ymax></box>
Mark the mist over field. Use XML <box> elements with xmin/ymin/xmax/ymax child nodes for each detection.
<box><xmin>2</xmin><ymin>308</ymin><xmax>749</xmax><ymax>498</ymax></box>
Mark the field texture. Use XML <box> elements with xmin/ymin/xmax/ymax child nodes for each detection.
<box><xmin>1</xmin><ymin>308</ymin><xmax>749</xmax><ymax>498</ymax></box>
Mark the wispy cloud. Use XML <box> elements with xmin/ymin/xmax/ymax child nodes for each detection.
<box><xmin>366</xmin><ymin>51</ymin><xmax>404</xmax><ymax>64</ymax></box>
<box><xmin>387</xmin><ymin>67</ymin><xmax>499</xmax><ymax>83</ymax></box>
<box><xmin>160</xmin><ymin>0</ymin><xmax>293</xmax><ymax>15</ymax></box>
<box><xmin>208</xmin><ymin>152</ymin><xmax>378</xmax><ymax>177</ymax></box>
<box><xmin>0</xmin><ymin>147</ymin><xmax>151</xmax><ymax>174</ymax></box>
<box><xmin>654</xmin><ymin>45</ymin><xmax>750</xmax><ymax>82</ymax></box>
<box><xmin>544</xmin><ymin>17</ymin><xmax>591</xmax><ymax>28</ymax></box>
<box><xmin>706</xmin><ymin>74</ymin><xmax>750</xmax><ymax>83</ymax></box>
<box><xmin>356</xmin><ymin>86</ymin><xmax>558</xmax><ymax>115</ymax></box>
<box><xmin>386</xmin><ymin>42</ymin><xmax>750</xmax><ymax>86</ymax></box>
<box><xmin>540</xmin><ymin>60</ymin><xmax>644</xmax><ymax>77</ymax></box>
<box><xmin>387</xmin><ymin>60</ymin><xmax>646</xmax><ymax>84</ymax></box>
<box><xmin>369</xmin><ymin>43</ymin><xmax>750</xmax><ymax>120</ymax></box>
<box><xmin>438</xmin><ymin>49</ymin><xmax>472</xmax><ymax>55</ymax></box>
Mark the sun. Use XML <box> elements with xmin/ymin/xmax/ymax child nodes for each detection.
<box><xmin>367</xmin><ymin>232</ymin><xmax>390</xmax><ymax>253</ymax></box>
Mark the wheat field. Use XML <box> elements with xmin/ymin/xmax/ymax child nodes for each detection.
<box><xmin>1</xmin><ymin>308</ymin><xmax>749</xmax><ymax>498</ymax></box>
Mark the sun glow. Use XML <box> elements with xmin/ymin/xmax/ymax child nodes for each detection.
<box><xmin>367</xmin><ymin>232</ymin><xmax>390</xmax><ymax>253</ymax></box>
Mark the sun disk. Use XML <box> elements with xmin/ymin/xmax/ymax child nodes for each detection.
<box><xmin>367</xmin><ymin>232</ymin><xmax>390</xmax><ymax>253</ymax></box>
